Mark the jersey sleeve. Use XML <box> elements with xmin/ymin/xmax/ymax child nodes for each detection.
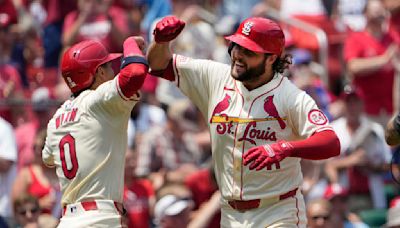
<box><xmin>287</xmin><ymin>85</ymin><xmax>332</xmax><ymax>139</ymax></box>
<box><xmin>87</xmin><ymin>76</ymin><xmax>140</xmax><ymax>116</ymax></box>
<box><xmin>172</xmin><ymin>54</ymin><xmax>230</xmax><ymax>115</ymax></box>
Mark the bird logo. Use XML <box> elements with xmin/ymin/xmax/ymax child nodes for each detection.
<box><xmin>263</xmin><ymin>95</ymin><xmax>286</xmax><ymax>129</ymax></box>
<box><xmin>210</xmin><ymin>94</ymin><xmax>231</xmax><ymax>123</ymax></box>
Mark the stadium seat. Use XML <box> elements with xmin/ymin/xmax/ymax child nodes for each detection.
<box><xmin>358</xmin><ymin>208</ymin><xmax>387</xmax><ymax>228</ymax></box>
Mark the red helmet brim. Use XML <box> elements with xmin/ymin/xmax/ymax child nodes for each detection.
<box><xmin>101</xmin><ymin>53</ymin><xmax>123</xmax><ymax>65</ymax></box>
<box><xmin>225</xmin><ymin>34</ymin><xmax>266</xmax><ymax>54</ymax></box>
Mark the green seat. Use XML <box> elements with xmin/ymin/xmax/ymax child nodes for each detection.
<box><xmin>358</xmin><ymin>208</ymin><xmax>387</xmax><ymax>228</ymax></box>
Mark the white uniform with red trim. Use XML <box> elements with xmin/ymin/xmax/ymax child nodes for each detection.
<box><xmin>42</xmin><ymin>76</ymin><xmax>139</xmax><ymax>227</ymax></box>
<box><xmin>172</xmin><ymin>54</ymin><xmax>332</xmax><ymax>227</ymax></box>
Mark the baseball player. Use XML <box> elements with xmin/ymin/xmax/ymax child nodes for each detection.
<box><xmin>41</xmin><ymin>37</ymin><xmax>148</xmax><ymax>227</ymax></box>
<box><xmin>147</xmin><ymin>16</ymin><xmax>341</xmax><ymax>227</ymax></box>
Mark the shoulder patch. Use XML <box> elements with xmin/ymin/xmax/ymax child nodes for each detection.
<box><xmin>308</xmin><ymin>109</ymin><xmax>328</xmax><ymax>125</ymax></box>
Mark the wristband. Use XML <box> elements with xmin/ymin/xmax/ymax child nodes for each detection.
<box><xmin>394</xmin><ymin>112</ymin><xmax>400</xmax><ymax>135</ymax></box>
<box><xmin>120</xmin><ymin>56</ymin><xmax>148</xmax><ymax>69</ymax></box>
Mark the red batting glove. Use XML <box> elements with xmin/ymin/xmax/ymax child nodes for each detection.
<box><xmin>123</xmin><ymin>36</ymin><xmax>145</xmax><ymax>57</ymax></box>
<box><xmin>243</xmin><ymin>141</ymin><xmax>294</xmax><ymax>171</ymax></box>
<box><xmin>153</xmin><ymin>15</ymin><xmax>185</xmax><ymax>43</ymax></box>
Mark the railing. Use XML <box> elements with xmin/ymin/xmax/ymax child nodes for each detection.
<box><xmin>265</xmin><ymin>9</ymin><xmax>329</xmax><ymax>87</ymax></box>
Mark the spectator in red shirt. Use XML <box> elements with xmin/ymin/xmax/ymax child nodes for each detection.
<box><xmin>184</xmin><ymin>164</ymin><xmax>220</xmax><ymax>228</ymax></box>
<box><xmin>0</xmin><ymin>0</ymin><xmax>18</xmax><ymax>26</ymax></box>
<box><xmin>15</xmin><ymin>87</ymin><xmax>56</xmax><ymax>169</ymax></box>
<box><xmin>123</xmin><ymin>146</ymin><xmax>155</xmax><ymax>228</ymax></box>
<box><xmin>344</xmin><ymin>0</ymin><xmax>399</xmax><ymax>127</ymax></box>
<box><xmin>62</xmin><ymin>0</ymin><xmax>129</xmax><ymax>53</ymax></box>
<box><xmin>12</xmin><ymin>130</ymin><xmax>61</xmax><ymax>218</ymax></box>
<box><xmin>383</xmin><ymin>0</ymin><xmax>400</xmax><ymax>44</ymax></box>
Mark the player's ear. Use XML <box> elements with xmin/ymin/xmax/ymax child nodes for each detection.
<box><xmin>265</xmin><ymin>54</ymin><xmax>278</xmax><ymax>65</ymax></box>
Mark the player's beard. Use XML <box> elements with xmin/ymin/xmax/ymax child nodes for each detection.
<box><xmin>231</xmin><ymin>60</ymin><xmax>266</xmax><ymax>82</ymax></box>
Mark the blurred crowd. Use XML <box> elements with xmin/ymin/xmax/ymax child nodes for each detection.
<box><xmin>1</xmin><ymin>0</ymin><xmax>400</xmax><ymax>227</ymax></box>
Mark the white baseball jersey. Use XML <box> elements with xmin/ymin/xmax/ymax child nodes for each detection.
<box><xmin>171</xmin><ymin>54</ymin><xmax>332</xmax><ymax>201</ymax></box>
<box><xmin>42</xmin><ymin>76</ymin><xmax>139</xmax><ymax>206</ymax></box>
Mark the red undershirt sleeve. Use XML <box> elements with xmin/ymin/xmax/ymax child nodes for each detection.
<box><xmin>290</xmin><ymin>130</ymin><xmax>340</xmax><ymax>160</ymax></box>
<box><xmin>118</xmin><ymin>63</ymin><xmax>148</xmax><ymax>98</ymax></box>
<box><xmin>149</xmin><ymin>59</ymin><xmax>175</xmax><ymax>81</ymax></box>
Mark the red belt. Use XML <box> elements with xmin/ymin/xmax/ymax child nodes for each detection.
<box><xmin>228</xmin><ymin>188</ymin><xmax>298</xmax><ymax>211</ymax></box>
<box><xmin>63</xmin><ymin>201</ymin><xmax>125</xmax><ymax>216</ymax></box>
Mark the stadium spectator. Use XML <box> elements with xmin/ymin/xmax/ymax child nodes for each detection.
<box><xmin>325</xmin><ymin>86</ymin><xmax>391</xmax><ymax>211</ymax></box>
<box><xmin>62</xmin><ymin>0</ymin><xmax>129</xmax><ymax>53</ymax></box>
<box><xmin>184</xmin><ymin>164</ymin><xmax>220</xmax><ymax>228</ymax></box>
<box><xmin>136</xmin><ymin>100</ymin><xmax>201</xmax><ymax>181</ymax></box>
<box><xmin>0</xmin><ymin>116</ymin><xmax>17</xmax><ymax>226</ymax></box>
<box><xmin>323</xmin><ymin>184</ymin><xmax>369</xmax><ymax>228</ymax></box>
<box><xmin>12</xmin><ymin>129</ymin><xmax>61</xmax><ymax>219</ymax></box>
<box><xmin>306</xmin><ymin>198</ymin><xmax>335</xmax><ymax>228</ymax></box>
<box><xmin>13</xmin><ymin>194</ymin><xmax>58</xmax><ymax>228</ymax></box>
<box><xmin>15</xmin><ymin>87</ymin><xmax>56</xmax><ymax>169</ymax></box>
<box><xmin>123</xmin><ymin>146</ymin><xmax>155</xmax><ymax>228</ymax></box>
<box><xmin>344</xmin><ymin>0</ymin><xmax>399</xmax><ymax>127</ymax></box>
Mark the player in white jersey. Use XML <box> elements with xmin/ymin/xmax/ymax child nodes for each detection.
<box><xmin>147</xmin><ymin>16</ymin><xmax>341</xmax><ymax>227</ymax></box>
<box><xmin>41</xmin><ymin>37</ymin><xmax>148</xmax><ymax>227</ymax></box>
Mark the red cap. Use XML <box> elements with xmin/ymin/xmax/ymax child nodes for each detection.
<box><xmin>390</xmin><ymin>196</ymin><xmax>400</xmax><ymax>208</ymax></box>
<box><xmin>323</xmin><ymin>184</ymin><xmax>348</xmax><ymax>200</ymax></box>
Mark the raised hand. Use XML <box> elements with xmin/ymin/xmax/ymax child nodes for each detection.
<box><xmin>123</xmin><ymin>36</ymin><xmax>146</xmax><ymax>57</ymax></box>
<box><xmin>153</xmin><ymin>15</ymin><xmax>186</xmax><ymax>43</ymax></box>
<box><xmin>243</xmin><ymin>141</ymin><xmax>294</xmax><ymax>171</ymax></box>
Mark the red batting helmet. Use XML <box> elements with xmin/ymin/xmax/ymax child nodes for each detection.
<box><xmin>225</xmin><ymin>17</ymin><xmax>285</xmax><ymax>55</ymax></box>
<box><xmin>61</xmin><ymin>40</ymin><xmax>122</xmax><ymax>93</ymax></box>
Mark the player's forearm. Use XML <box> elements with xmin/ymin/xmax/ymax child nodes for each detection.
<box><xmin>62</xmin><ymin>16</ymin><xmax>87</xmax><ymax>46</ymax></box>
<box><xmin>188</xmin><ymin>191</ymin><xmax>221</xmax><ymax>228</ymax></box>
<box><xmin>324</xmin><ymin>162</ymin><xmax>339</xmax><ymax>183</ymax></box>
<box><xmin>290</xmin><ymin>130</ymin><xmax>340</xmax><ymax>160</ymax></box>
<box><xmin>118</xmin><ymin>37</ymin><xmax>149</xmax><ymax>97</ymax></box>
<box><xmin>147</xmin><ymin>41</ymin><xmax>173</xmax><ymax>71</ymax></box>
<box><xmin>385</xmin><ymin>114</ymin><xmax>400</xmax><ymax>146</ymax></box>
<box><xmin>109</xmin><ymin>18</ymin><xmax>128</xmax><ymax>47</ymax></box>
<box><xmin>347</xmin><ymin>55</ymin><xmax>390</xmax><ymax>76</ymax></box>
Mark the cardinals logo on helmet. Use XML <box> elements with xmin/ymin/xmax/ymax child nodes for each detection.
<box><xmin>242</xmin><ymin>22</ymin><xmax>254</xmax><ymax>36</ymax></box>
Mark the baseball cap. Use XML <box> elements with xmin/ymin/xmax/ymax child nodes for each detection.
<box><xmin>340</xmin><ymin>85</ymin><xmax>364</xmax><ymax>101</ymax></box>
<box><xmin>154</xmin><ymin>195</ymin><xmax>192</xmax><ymax>223</ymax></box>
<box><xmin>323</xmin><ymin>184</ymin><xmax>348</xmax><ymax>201</ymax></box>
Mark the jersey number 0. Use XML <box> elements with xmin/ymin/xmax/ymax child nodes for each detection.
<box><xmin>59</xmin><ymin>134</ymin><xmax>79</xmax><ymax>179</ymax></box>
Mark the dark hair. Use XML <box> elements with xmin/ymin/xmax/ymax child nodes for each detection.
<box><xmin>228</xmin><ymin>42</ymin><xmax>292</xmax><ymax>74</ymax></box>
<box><xmin>13</xmin><ymin>194</ymin><xmax>40</xmax><ymax>214</ymax></box>
<box><xmin>271</xmin><ymin>53</ymin><xmax>292</xmax><ymax>74</ymax></box>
